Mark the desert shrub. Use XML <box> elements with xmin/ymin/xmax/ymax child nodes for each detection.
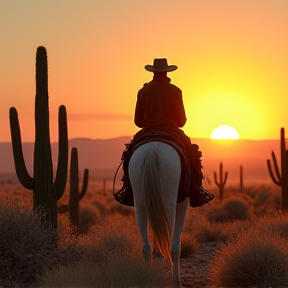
<box><xmin>100</xmin><ymin>254</ymin><xmax>170</xmax><ymax>288</ymax></box>
<box><xmin>91</xmin><ymin>215</ymin><xmax>139</xmax><ymax>257</ymax></box>
<box><xmin>0</xmin><ymin>200</ymin><xmax>57</xmax><ymax>288</ymax></box>
<box><xmin>256</xmin><ymin>212</ymin><xmax>288</xmax><ymax>240</ymax></box>
<box><xmin>180</xmin><ymin>232</ymin><xmax>198</xmax><ymax>257</ymax></box>
<box><xmin>56</xmin><ymin>218</ymin><xmax>103</xmax><ymax>267</ymax></box>
<box><xmin>78</xmin><ymin>206</ymin><xmax>97</xmax><ymax>234</ymax></box>
<box><xmin>210</xmin><ymin>228</ymin><xmax>288</xmax><ymax>287</ymax></box>
<box><xmin>194</xmin><ymin>216</ymin><xmax>252</xmax><ymax>243</ymax></box>
<box><xmin>42</xmin><ymin>254</ymin><xmax>170</xmax><ymax>288</ymax></box>
<box><xmin>222</xmin><ymin>198</ymin><xmax>250</xmax><ymax>219</ymax></box>
<box><xmin>253</xmin><ymin>189</ymin><xmax>280</xmax><ymax>215</ymax></box>
<box><xmin>207</xmin><ymin>198</ymin><xmax>250</xmax><ymax>223</ymax></box>
<box><xmin>42</xmin><ymin>215</ymin><xmax>170</xmax><ymax>288</ymax></box>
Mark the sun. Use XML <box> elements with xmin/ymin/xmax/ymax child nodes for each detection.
<box><xmin>210</xmin><ymin>125</ymin><xmax>240</xmax><ymax>139</ymax></box>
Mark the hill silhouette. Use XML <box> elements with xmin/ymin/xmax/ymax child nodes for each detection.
<box><xmin>0</xmin><ymin>136</ymin><xmax>281</xmax><ymax>184</ymax></box>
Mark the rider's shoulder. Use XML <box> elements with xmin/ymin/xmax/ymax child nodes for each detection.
<box><xmin>168</xmin><ymin>83</ymin><xmax>182</xmax><ymax>93</ymax></box>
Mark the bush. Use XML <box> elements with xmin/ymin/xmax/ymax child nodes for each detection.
<box><xmin>194</xmin><ymin>216</ymin><xmax>251</xmax><ymax>243</ymax></box>
<box><xmin>210</xmin><ymin>228</ymin><xmax>288</xmax><ymax>287</ymax></box>
<box><xmin>0</xmin><ymin>200</ymin><xmax>57</xmax><ymax>287</ymax></box>
<box><xmin>180</xmin><ymin>232</ymin><xmax>198</xmax><ymax>257</ymax></box>
<box><xmin>207</xmin><ymin>198</ymin><xmax>250</xmax><ymax>223</ymax></box>
<box><xmin>42</xmin><ymin>254</ymin><xmax>170</xmax><ymax>288</ymax></box>
<box><xmin>253</xmin><ymin>189</ymin><xmax>280</xmax><ymax>215</ymax></box>
<box><xmin>42</xmin><ymin>216</ymin><xmax>170</xmax><ymax>288</ymax></box>
<box><xmin>78</xmin><ymin>206</ymin><xmax>97</xmax><ymax>234</ymax></box>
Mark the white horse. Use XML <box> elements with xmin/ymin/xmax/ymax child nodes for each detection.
<box><xmin>128</xmin><ymin>141</ymin><xmax>189</xmax><ymax>286</ymax></box>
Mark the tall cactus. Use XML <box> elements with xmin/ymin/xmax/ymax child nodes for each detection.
<box><xmin>60</xmin><ymin>147</ymin><xmax>89</xmax><ymax>231</ymax></box>
<box><xmin>267</xmin><ymin>127</ymin><xmax>288</xmax><ymax>210</ymax></box>
<box><xmin>214</xmin><ymin>162</ymin><xmax>228</xmax><ymax>203</ymax></box>
<box><xmin>9</xmin><ymin>46</ymin><xmax>68</xmax><ymax>229</ymax></box>
<box><xmin>240</xmin><ymin>165</ymin><xmax>243</xmax><ymax>193</ymax></box>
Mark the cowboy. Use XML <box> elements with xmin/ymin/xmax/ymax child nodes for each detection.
<box><xmin>134</xmin><ymin>58</ymin><xmax>191</xmax><ymax>145</ymax></box>
<box><xmin>113</xmin><ymin>58</ymin><xmax>214</xmax><ymax>207</ymax></box>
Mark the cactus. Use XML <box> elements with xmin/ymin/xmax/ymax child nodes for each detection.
<box><xmin>9</xmin><ymin>46</ymin><xmax>68</xmax><ymax>229</ymax></box>
<box><xmin>60</xmin><ymin>147</ymin><xmax>89</xmax><ymax>231</ymax></box>
<box><xmin>214</xmin><ymin>162</ymin><xmax>228</xmax><ymax>203</ymax></box>
<box><xmin>267</xmin><ymin>127</ymin><xmax>288</xmax><ymax>210</ymax></box>
<box><xmin>240</xmin><ymin>165</ymin><xmax>243</xmax><ymax>193</ymax></box>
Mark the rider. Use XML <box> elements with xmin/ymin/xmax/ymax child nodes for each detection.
<box><xmin>113</xmin><ymin>58</ymin><xmax>214</xmax><ymax>207</ymax></box>
<box><xmin>134</xmin><ymin>58</ymin><xmax>191</xmax><ymax>145</ymax></box>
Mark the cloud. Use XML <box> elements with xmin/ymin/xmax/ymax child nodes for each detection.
<box><xmin>67</xmin><ymin>113</ymin><xmax>133</xmax><ymax>121</ymax></box>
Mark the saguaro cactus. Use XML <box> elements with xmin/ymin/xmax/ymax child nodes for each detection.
<box><xmin>9</xmin><ymin>46</ymin><xmax>68</xmax><ymax>229</ymax></box>
<box><xmin>214</xmin><ymin>162</ymin><xmax>228</xmax><ymax>203</ymax></box>
<box><xmin>267</xmin><ymin>127</ymin><xmax>288</xmax><ymax>210</ymax></box>
<box><xmin>240</xmin><ymin>165</ymin><xmax>243</xmax><ymax>193</ymax></box>
<box><xmin>60</xmin><ymin>147</ymin><xmax>89</xmax><ymax>231</ymax></box>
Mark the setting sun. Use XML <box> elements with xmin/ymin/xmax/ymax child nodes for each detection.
<box><xmin>210</xmin><ymin>125</ymin><xmax>240</xmax><ymax>140</ymax></box>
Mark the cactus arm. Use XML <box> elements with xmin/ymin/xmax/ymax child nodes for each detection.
<box><xmin>223</xmin><ymin>171</ymin><xmax>228</xmax><ymax>185</ymax></box>
<box><xmin>271</xmin><ymin>151</ymin><xmax>282</xmax><ymax>182</ymax></box>
<box><xmin>267</xmin><ymin>159</ymin><xmax>281</xmax><ymax>186</ymax></box>
<box><xmin>213</xmin><ymin>172</ymin><xmax>220</xmax><ymax>187</ymax></box>
<box><xmin>53</xmin><ymin>105</ymin><xmax>69</xmax><ymax>200</ymax></box>
<box><xmin>9</xmin><ymin>107</ymin><xmax>35</xmax><ymax>190</ymax></box>
<box><xmin>79</xmin><ymin>169</ymin><xmax>89</xmax><ymax>200</ymax></box>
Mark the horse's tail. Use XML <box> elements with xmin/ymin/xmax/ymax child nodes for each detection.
<box><xmin>141</xmin><ymin>149</ymin><xmax>172</xmax><ymax>264</ymax></box>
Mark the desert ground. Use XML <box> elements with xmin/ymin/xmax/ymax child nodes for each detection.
<box><xmin>1</xmin><ymin>174</ymin><xmax>288</xmax><ymax>288</ymax></box>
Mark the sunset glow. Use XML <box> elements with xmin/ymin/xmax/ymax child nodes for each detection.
<box><xmin>210</xmin><ymin>125</ymin><xmax>240</xmax><ymax>140</ymax></box>
<box><xmin>0</xmin><ymin>0</ymin><xmax>287</xmax><ymax>141</ymax></box>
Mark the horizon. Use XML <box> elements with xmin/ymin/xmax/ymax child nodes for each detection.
<box><xmin>0</xmin><ymin>135</ymin><xmax>285</xmax><ymax>143</ymax></box>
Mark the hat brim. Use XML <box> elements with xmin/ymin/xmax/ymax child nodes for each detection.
<box><xmin>145</xmin><ymin>65</ymin><xmax>178</xmax><ymax>72</ymax></box>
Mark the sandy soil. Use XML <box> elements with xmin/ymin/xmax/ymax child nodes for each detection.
<box><xmin>180</xmin><ymin>241</ymin><xmax>219</xmax><ymax>288</ymax></box>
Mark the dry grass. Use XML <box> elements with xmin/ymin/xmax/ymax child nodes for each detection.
<box><xmin>206</xmin><ymin>197</ymin><xmax>251</xmax><ymax>223</ymax></box>
<box><xmin>0</xmin><ymin>180</ymin><xmax>287</xmax><ymax>287</ymax></box>
<box><xmin>210</xmin><ymin>227</ymin><xmax>288</xmax><ymax>287</ymax></box>
<box><xmin>180</xmin><ymin>232</ymin><xmax>199</xmax><ymax>257</ymax></box>
<box><xmin>0</xmin><ymin>199</ymin><xmax>57</xmax><ymax>287</ymax></box>
<box><xmin>41</xmin><ymin>215</ymin><xmax>171</xmax><ymax>288</ymax></box>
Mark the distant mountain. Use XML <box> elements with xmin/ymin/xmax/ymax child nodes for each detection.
<box><xmin>0</xmin><ymin>137</ymin><xmax>281</xmax><ymax>184</ymax></box>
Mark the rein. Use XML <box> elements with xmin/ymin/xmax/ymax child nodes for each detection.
<box><xmin>112</xmin><ymin>160</ymin><xmax>123</xmax><ymax>195</ymax></box>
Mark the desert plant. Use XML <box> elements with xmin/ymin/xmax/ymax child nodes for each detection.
<box><xmin>41</xmin><ymin>254</ymin><xmax>170</xmax><ymax>288</ymax></box>
<box><xmin>59</xmin><ymin>147</ymin><xmax>89</xmax><ymax>232</ymax></box>
<box><xmin>0</xmin><ymin>200</ymin><xmax>57</xmax><ymax>288</ymax></box>
<box><xmin>210</xmin><ymin>228</ymin><xmax>288</xmax><ymax>287</ymax></box>
<box><xmin>213</xmin><ymin>162</ymin><xmax>228</xmax><ymax>203</ymax></box>
<box><xmin>267</xmin><ymin>127</ymin><xmax>288</xmax><ymax>210</ymax></box>
<box><xmin>206</xmin><ymin>198</ymin><xmax>250</xmax><ymax>223</ymax></box>
<box><xmin>180</xmin><ymin>232</ymin><xmax>198</xmax><ymax>257</ymax></box>
<box><xmin>9</xmin><ymin>46</ymin><xmax>68</xmax><ymax>229</ymax></box>
<box><xmin>78</xmin><ymin>206</ymin><xmax>97</xmax><ymax>234</ymax></box>
<box><xmin>240</xmin><ymin>165</ymin><xmax>243</xmax><ymax>193</ymax></box>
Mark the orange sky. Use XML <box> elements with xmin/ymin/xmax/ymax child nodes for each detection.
<box><xmin>1</xmin><ymin>0</ymin><xmax>287</xmax><ymax>142</ymax></box>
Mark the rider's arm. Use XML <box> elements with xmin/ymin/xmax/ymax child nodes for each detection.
<box><xmin>134</xmin><ymin>92</ymin><xmax>145</xmax><ymax>128</ymax></box>
<box><xmin>175</xmin><ymin>92</ymin><xmax>187</xmax><ymax>127</ymax></box>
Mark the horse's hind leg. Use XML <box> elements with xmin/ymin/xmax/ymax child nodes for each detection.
<box><xmin>171</xmin><ymin>197</ymin><xmax>189</xmax><ymax>286</ymax></box>
<box><xmin>135</xmin><ymin>203</ymin><xmax>152</xmax><ymax>262</ymax></box>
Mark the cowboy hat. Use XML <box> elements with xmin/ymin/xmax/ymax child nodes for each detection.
<box><xmin>145</xmin><ymin>58</ymin><xmax>177</xmax><ymax>72</ymax></box>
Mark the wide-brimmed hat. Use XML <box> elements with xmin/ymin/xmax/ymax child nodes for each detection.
<box><xmin>145</xmin><ymin>58</ymin><xmax>177</xmax><ymax>72</ymax></box>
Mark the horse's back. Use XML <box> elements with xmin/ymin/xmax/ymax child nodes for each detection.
<box><xmin>128</xmin><ymin>141</ymin><xmax>181</xmax><ymax>205</ymax></box>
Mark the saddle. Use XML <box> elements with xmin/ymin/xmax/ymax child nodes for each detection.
<box><xmin>113</xmin><ymin>129</ymin><xmax>214</xmax><ymax>208</ymax></box>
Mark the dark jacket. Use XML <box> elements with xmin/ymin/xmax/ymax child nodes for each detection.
<box><xmin>134</xmin><ymin>77</ymin><xmax>187</xmax><ymax>130</ymax></box>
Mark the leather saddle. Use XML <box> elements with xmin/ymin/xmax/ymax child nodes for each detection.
<box><xmin>113</xmin><ymin>129</ymin><xmax>214</xmax><ymax>207</ymax></box>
